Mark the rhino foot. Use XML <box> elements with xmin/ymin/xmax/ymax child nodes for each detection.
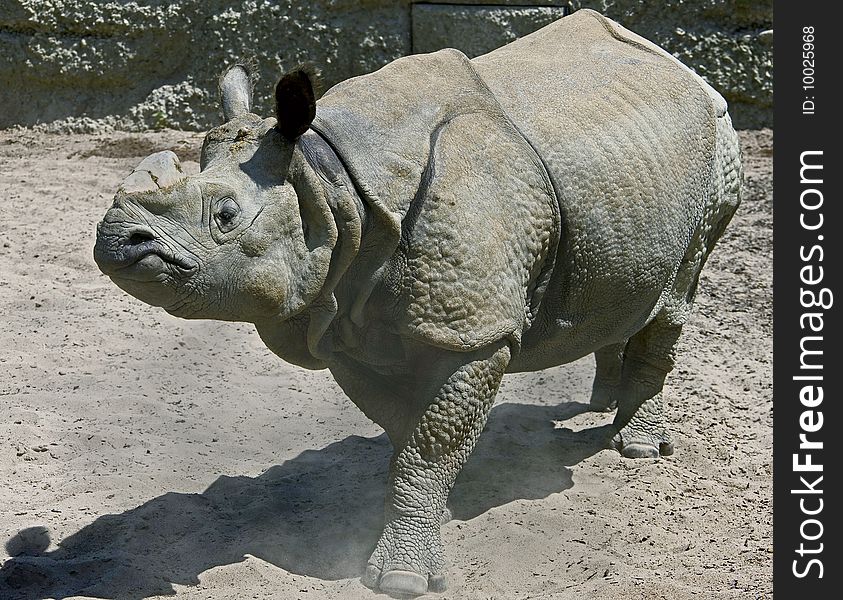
<box><xmin>363</xmin><ymin>565</ymin><xmax>447</xmax><ymax>596</ymax></box>
<box><xmin>362</xmin><ymin>516</ymin><xmax>447</xmax><ymax>597</ymax></box>
<box><xmin>612</xmin><ymin>419</ymin><xmax>673</xmax><ymax>458</ymax></box>
<box><xmin>611</xmin><ymin>427</ymin><xmax>674</xmax><ymax>458</ymax></box>
<box><xmin>610</xmin><ymin>391</ymin><xmax>674</xmax><ymax>458</ymax></box>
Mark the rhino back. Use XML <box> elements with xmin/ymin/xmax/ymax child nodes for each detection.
<box><xmin>473</xmin><ymin>9</ymin><xmax>720</xmax><ymax>364</ymax></box>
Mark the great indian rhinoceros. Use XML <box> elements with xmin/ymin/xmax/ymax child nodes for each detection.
<box><xmin>93</xmin><ymin>9</ymin><xmax>741</xmax><ymax>597</ymax></box>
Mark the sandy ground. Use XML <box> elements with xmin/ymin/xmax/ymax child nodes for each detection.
<box><xmin>0</xmin><ymin>128</ymin><xmax>772</xmax><ymax>599</ymax></box>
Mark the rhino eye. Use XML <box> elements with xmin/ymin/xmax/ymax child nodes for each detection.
<box><xmin>214</xmin><ymin>197</ymin><xmax>241</xmax><ymax>232</ymax></box>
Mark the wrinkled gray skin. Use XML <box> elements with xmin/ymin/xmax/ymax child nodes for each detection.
<box><xmin>94</xmin><ymin>10</ymin><xmax>741</xmax><ymax>597</ymax></box>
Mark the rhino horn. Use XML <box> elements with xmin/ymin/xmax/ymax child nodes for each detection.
<box><xmin>219</xmin><ymin>60</ymin><xmax>259</xmax><ymax>122</ymax></box>
<box><xmin>118</xmin><ymin>151</ymin><xmax>186</xmax><ymax>195</ymax></box>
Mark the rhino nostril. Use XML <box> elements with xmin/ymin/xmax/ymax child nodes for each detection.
<box><xmin>127</xmin><ymin>230</ymin><xmax>155</xmax><ymax>246</ymax></box>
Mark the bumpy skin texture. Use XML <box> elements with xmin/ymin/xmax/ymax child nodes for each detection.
<box><xmin>93</xmin><ymin>10</ymin><xmax>741</xmax><ymax>597</ymax></box>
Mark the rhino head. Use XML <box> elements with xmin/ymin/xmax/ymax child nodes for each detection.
<box><xmin>94</xmin><ymin>65</ymin><xmax>349</xmax><ymax>335</ymax></box>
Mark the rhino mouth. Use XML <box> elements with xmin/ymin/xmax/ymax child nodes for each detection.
<box><xmin>94</xmin><ymin>226</ymin><xmax>199</xmax><ymax>281</ymax></box>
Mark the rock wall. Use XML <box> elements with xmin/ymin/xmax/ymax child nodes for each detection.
<box><xmin>0</xmin><ymin>1</ymin><xmax>771</xmax><ymax>131</ymax></box>
<box><xmin>0</xmin><ymin>0</ymin><xmax>412</xmax><ymax>132</ymax></box>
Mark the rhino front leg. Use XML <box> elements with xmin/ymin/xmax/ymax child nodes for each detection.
<box><xmin>363</xmin><ymin>344</ymin><xmax>511</xmax><ymax>596</ymax></box>
<box><xmin>611</xmin><ymin>315</ymin><xmax>681</xmax><ymax>458</ymax></box>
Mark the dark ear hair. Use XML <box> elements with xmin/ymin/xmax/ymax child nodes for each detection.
<box><xmin>275</xmin><ymin>67</ymin><xmax>318</xmax><ymax>140</ymax></box>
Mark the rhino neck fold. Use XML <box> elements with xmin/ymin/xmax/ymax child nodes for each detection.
<box><xmin>296</xmin><ymin>131</ymin><xmax>367</xmax><ymax>362</ymax></box>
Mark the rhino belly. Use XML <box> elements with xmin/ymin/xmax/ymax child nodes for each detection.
<box><xmin>507</xmin><ymin>268</ymin><xmax>673</xmax><ymax>373</ymax></box>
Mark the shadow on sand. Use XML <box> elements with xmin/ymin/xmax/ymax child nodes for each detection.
<box><xmin>0</xmin><ymin>402</ymin><xmax>612</xmax><ymax>599</ymax></box>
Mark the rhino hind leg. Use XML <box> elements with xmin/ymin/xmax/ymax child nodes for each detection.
<box><xmin>363</xmin><ymin>344</ymin><xmax>511</xmax><ymax>596</ymax></box>
<box><xmin>609</xmin><ymin>115</ymin><xmax>741</xmax><ymax>459</ymax></box>
<box><xmin>609</xmin><ymin>315</ymin><xmax>682</xmax><ymax>458</ymax></box>
<box><xmin>608</xmin><ymin>222</ymin><xmax>715</xmax><ymax>459</ymax></box>
<box><xmin>590</xmin><ymin>341</ymin><xmax>627</xmax><ymax>411</ymax></box>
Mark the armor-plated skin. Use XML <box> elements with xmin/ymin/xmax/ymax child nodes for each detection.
<box><xmin>93</xmin><ymin>10</ymin><xmax>741</xmax><ymax>597</ymax></box>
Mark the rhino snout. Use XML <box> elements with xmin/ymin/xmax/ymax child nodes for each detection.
<box><xmin>94</xmin><ymin>220</ymin><xmax>198</xmax><ymax>278</ymax></box>
<box><xmin>94</xmin><ymin>223</ymin><xmax>154</xmax><ymax>271</ymax></box>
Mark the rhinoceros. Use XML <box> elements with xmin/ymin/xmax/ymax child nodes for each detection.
<box><xmin>93</xmin><ymin>9</ymin><xmax>741</xmax><ymax>596</ymax></box>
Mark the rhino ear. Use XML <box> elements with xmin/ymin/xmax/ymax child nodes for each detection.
<box><xmin>219</xmin><ymin>59</ymin><xmax>259</xmax><ymax>122</ymax></box>
<box><xmin>275</xmin><ymin>66</ymin><xmax>318</xmax><ymax>141</ymax></box>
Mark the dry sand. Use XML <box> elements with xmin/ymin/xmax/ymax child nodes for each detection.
<box><xmin>0</xmin><ymin>129</ymin><xmax>772</xmax><ymax>599</ymax></box>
